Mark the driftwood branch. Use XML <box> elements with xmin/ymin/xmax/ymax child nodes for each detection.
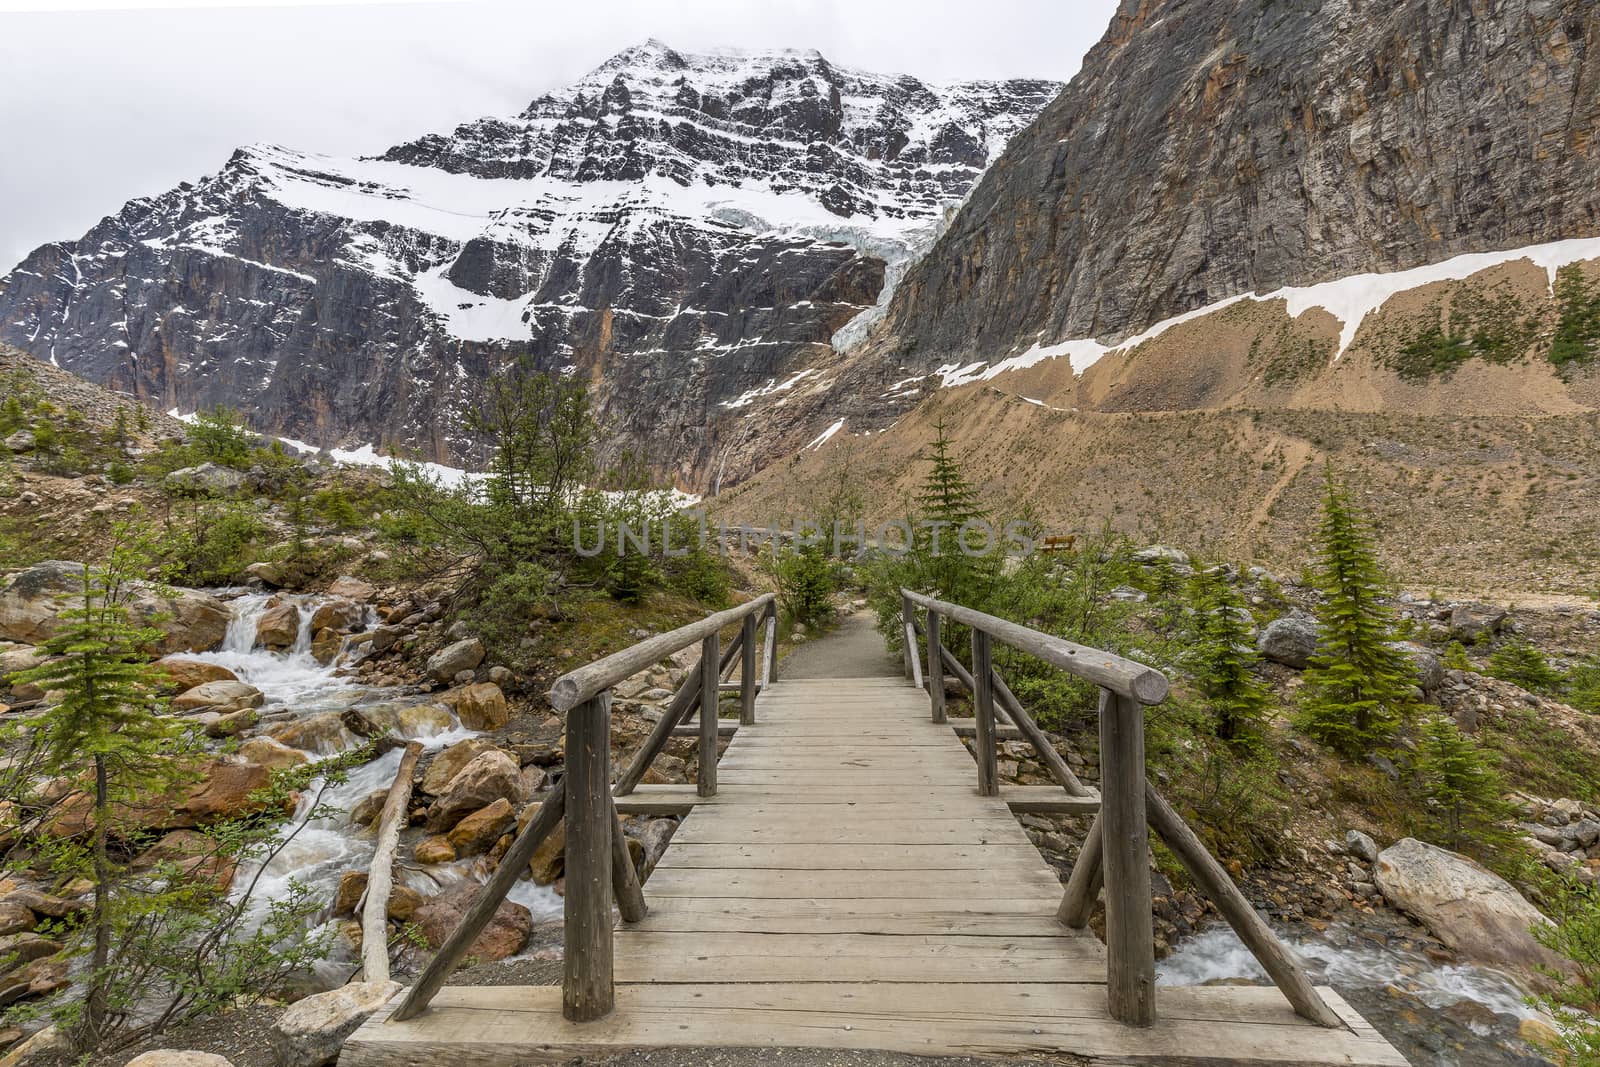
<box><xmin>362</xmin><ymin>740</ymin><xmax>424</xmax><ymax>983</ymax></box>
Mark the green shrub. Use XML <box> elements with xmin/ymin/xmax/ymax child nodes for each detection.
<box><xmin>188</xmin><ymin>406</ymin><xmax>254</xmax><ymax>468</ymax></box>
<box><xmin>1529</xmin><ymin>879</ymin><xmax>1600</xmax><ymax>1064</ymax></box>
<box><xmin>162</xmin><ymin>501</ymin><xmax>267</xmax><ymax>586</ymax></box>
<box><xmin>1488</xmin><ymin>639</ymin><xmax>1562</xmax><ymax>693</ymax></box>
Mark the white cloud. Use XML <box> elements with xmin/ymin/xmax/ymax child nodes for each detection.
<box><xmin>0</xmin><ymin>0</ymin><xmax>1114</xmax><ymax>270</ymax></box>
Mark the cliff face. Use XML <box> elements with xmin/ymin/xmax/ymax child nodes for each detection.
<box><xmin>878</xmin><ymin>0</ymin><xmax>1600</xmax><ymax>365</ymax></box>
<box><xmin>0</xmin><ymin>42</ymin><xmax>1059</xmax><ymax>483</ymax></box>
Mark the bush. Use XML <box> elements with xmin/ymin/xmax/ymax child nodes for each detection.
<box><xmin>1529</xmin><ymin>879</ymin><xmax>1600</xmax><ymax>1064</ymax></box>
<box><xmin>1488</xmin><ymin>639</ymin><xmax>1562</xmax><ymax>693</ymax></box>
<box><xmin>188</xmin><ymin>407</ymin><xmax>255</xmax><ymax>469</ymax></box>
<box><xmin>765</xmin><ymin>544</ymin><xmax>836</xmax><ymax>627</ymax></box>
<box><xmin>162</xmin><ymin>500</ymin><xmax>267</xmax><ymax>586</ymax></box>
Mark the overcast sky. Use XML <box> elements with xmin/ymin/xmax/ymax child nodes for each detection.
<box><xmin>0</xmin><ymin>0</ymin><xmax>1115</xmax><ymax>270</ymax></box>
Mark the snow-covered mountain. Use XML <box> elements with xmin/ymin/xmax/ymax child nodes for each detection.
<box><xmin>0</xmin><ymin>40</ymin><xmax>1060</xmax><ymax>483</ymax></box>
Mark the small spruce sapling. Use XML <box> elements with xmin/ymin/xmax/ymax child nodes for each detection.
<box><xmin>1295</xmin><ymin>466</ymin><xmax>1414</xmax><ymax>758</ymax></box>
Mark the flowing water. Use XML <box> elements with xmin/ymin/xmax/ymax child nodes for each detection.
<box><xmin>186</xmin><ymin>593</ymin><xmax>561</xmax><ymax>983</ymax></box>
<box><xmin>1160</xmin><ymin>923</ymin><xmax>1553</xmax><ymax>1066</ymax></box>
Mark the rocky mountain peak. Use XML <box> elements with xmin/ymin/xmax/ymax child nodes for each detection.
<box><xmin>0</xmin><ymin>44</ymin><xmax>1061</xmax><ymax>483</ymax></box>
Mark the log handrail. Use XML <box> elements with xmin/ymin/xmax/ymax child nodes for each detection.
<box><xmin>900</xmin><ymin>587</ymin><xmax>1342</xmax><ymax>1032</ymax></box>
<box><xmin>901</xmin><ymin>589</ymin><xmax>1168</xmax><ymax>704</ymax></box>
<box><xmin>548</xmin><ymin>594</ymin><xmax>775</xmax><ymax>711</ymax></box>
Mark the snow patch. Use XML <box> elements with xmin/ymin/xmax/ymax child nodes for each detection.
<box><xmin>806</xmin><ymin>419</ymin><xmax>845</xmax><ymax>450</ymax></box>
<box><xmin>964</xmin><ymin>234</ymin><xmax>1600</xmax><ymax>386</ymax></box>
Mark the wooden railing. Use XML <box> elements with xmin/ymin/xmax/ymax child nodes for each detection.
<box><xmin>899</xmin><ymin>588</ymin><xmax>1344</xmax><ymax>1031</ymax></box>
<box><xmin>391</xmin><ymin>593</ymin><xmax>777</xmax><ymax>1024</ymax></box>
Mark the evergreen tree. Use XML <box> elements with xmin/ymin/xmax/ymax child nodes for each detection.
<box><xmin>1412</xmin><ymin>715</ymin><xmax>1509</xmax><ymax>850</ymax></box>
<box><xmin>1488</xmin><ymin>639</ymin><xmax>1562</xmax><ymax>693</ymax></box>
<box><xmin>912</xmin><ymin>420</ymin><xmax>995</xmax><ymax>605</ymax></box>
<box><xmin>5</xmin><ymin>522</ymin><xmax>189</xmax><ymax>1048</ymax></box>
<box><xmin>1185</xmin><ymin>567</ymin><xmax>1270</xmax><ymax>744</ymax></box>
<box><xmin>1295</xmin><ymin>466</ymin><xmax>1413</xmax><ymax>757</ymax></box>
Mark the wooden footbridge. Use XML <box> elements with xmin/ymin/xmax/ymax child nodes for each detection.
<box><xmin>347</xmin><ymin>592</ymin><xmax>1406</xmax><ymax>1066</ymax></box>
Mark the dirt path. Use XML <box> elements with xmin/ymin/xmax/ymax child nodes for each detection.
<box><xmin>779</xmin><ymin>608</ymin><xmax>901</xmax><ymax>679</ymax></box>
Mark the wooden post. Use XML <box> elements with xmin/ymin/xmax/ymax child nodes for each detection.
<box><xmin>740</xmin><ymin>613</ymin><xmax>757</xmax><ymax>725</ymax></box>
<box><xmin>1099</xmin><ymin>688</ymin><xmax>1155</xmax><ymax>1026</ymax></box>
<box><xmin>926</xmin><ymin>610</ymin><xmax>945</xmax><ymax>724</ymax></box>
<box><xmin>936</xmin><ymin>641</ymin><xmax>1015</xmax><ymax>726</ymax></box>
<box><xmin>361</xmin><ymin>739</ymin><xmax>423</xmax><ymax>984</ymax></box>
<box><xmin>609</xmin><ymin>799</ymin><xmax>648</xmax><ymax>924</ymax></box>
<box><xmin>391</xmin><ymin>787</ymin><xmax>566</xmax><ymax>1021</ymax></box>
<box><xmin>971</xmin><ymin>628</ymin><xmax>998</xmax><ymax>797</ymax></box>
<box><xmin>1057</xmin><ymin>813</ymin><xmax>1105</xmax><ymax>928</ymax></box>
<box><xmin>563</xmin><ymin>692</ymin><xmax>614</xmax><ymax>1023</ymax></box>
<box><xmin>698</xmin><ymin>631</ymin><xmax>719</xmax><ymax>798</ymax></box>
<box><xmin>760</xmin><ymin>606</ymin><xmax>777</xmax><ymax>689</ymax></box>
<box><xmin>900</xmin><ymin>593</ymin><xmax>917</xmax><ymax>681</ymax></box>
<box><xmin>1145</xmin><ymin>785</ymin><xmax>1344</xmax><ymax>1028</ymax></box>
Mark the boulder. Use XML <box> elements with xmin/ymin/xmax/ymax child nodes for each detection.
<box><xmin>326</xmin><ymin>576</ymin><xmax>377</xmax><ymax>603</ymax></box>
<box><xmin>266</xmin><ymin>712</ymin><xmax>352</xmax><ymax>755</ymax></box>
<box><xmin>428</xmin><ymin>751</ymin><xmax>522</xmax><ymax>831</ymax></box>
<box><xmin>0</xmin><ymin>904</ymin><xmax>33</xmax><ymax>937</ymax></box>
<box><xmin>132</xmin><ymin>829</ymin><xmax>235</xmax><ymax>892</ymax></box>
<box><xmin>1374</xmin><ymin>837</ymin><xmax>1569</xmax><ymax>977</ymax></box>
<box><xmin>172</xmin><ymin>680</ymin><xmax>264</xmax><ymax>713</ymax></box>
<box><xmin>0</xmin><ymin>562</ymin><xmax>228</xmax><ymax>653</ymax></box>
<box><xmin>1391</xmin><ymin>642</ymin><xmax>1445</xmax><ymax>691</ymax></box>
<box><xmin>368</xmin><ymin>625</ymin><xmax>404</xmax><ymax>653</ymax></box>
<box><xmin>155</xmin><ymin>657</ymin><xmax>238</xmax><ymax>693</ymax></box>
<box><xmin>1344</xmin><ymin>829</ymin><xmax>1379</xmax><ymax>864</ymax></box>
<box><xmin>237</xmin><ymin>736</ymin><xmax>311</xmax><ymax>771</ymax></box>
<box><xmin>3</xmin><ymin>430</ymin><xmax>35</xmax><ymax>454</ymax></box>
<box><xmin>255</xmin><ymin>601</ymin><xmax>301</xmax><ymax>650</ymax></box>
<box><xmin>172</xmin><ymin>758</ymin><xmax>274</xmax><ymax>826</ymax></box>
<box><xmin>126</xmin><ymin>1053</ymin><xmax>235</xmax><ymax>1067</ymax></box>
<box><xmin>421</xmin><ymin>737</ymin><xmax>498</xmax><ymax>796</ymax></box>
<box><xmin>0</xmin><ymin>561</ymin><xmax>88</xmax><ymax>645</ymax></box>
<box><xmin>447</xmin><ymin>797</ymin><xmax>515</xmax><ymax>856</ymax></box>
<box><xmin>309</xmin><ymin>628</ymin><xmax>344</xmax><ymax>665</ymax></box>
<box><xmin>1132</xmin><ymin>546</ymin><xmax>1190</xmax><ymax>566</ymax></box>
<box><xmin>349</xmin><ymin>788</ymin><xmax>388</xmax><ymax>828</ymax></box>
<box><xmin>1449</xmin><ymin>605</ymin><xmax>1509</xmax><ymax>644</ymax></box>
<box><xmin>413</xmin><ymin>835</ymin><xmax>456</xmax><ymax>865</ymax></box>
<box><xmin>0</xmin><ymin>933</ymin><xmax>61</xmax><ymax>971</ymax></box>
<box><xmin>153</xmin><ymin>590</ymin><xmax>231</xmax><ymax>653</ymax></box>
<box><xmin>443</xmin><ymin>682</ymin><xmax>508</xmax><ymax>731</ymax></box>
<box><xmin>525</xmin><ymin>807</ymin><xmax>567</xmax><ymax>884</ymax></box>
<box><xmin>270</xmin><ymin>979</ymin><xmax>401</xmax><ymax>1067</ymax></box>
<box><xmin>163</xmin><ymin>463</ymin><xmax>246</xmax><ymax>496</ymax></box>
<box><xmin>1257</xmin><ymin>615</ymin><xmax>1320</xmax><ymax>669</ymax></box>
<box><xmin>309</xmin><ymin>599</ymin><xmax>363</xmax><ymax>634</ymax></box>
<box><xmin>333</xmin><ymin>871</ymin><xmax>367</xmax><ymax>916</ymax></box>
<box><xmin>245</xmin><ymin>561</ymin><xmax>287</xmax><ymax>587</ymax></box>
<box><xmin>362</xmin><ymin>701</ymin><xmax>453</xmax><ymax>739</ymax></box>
<box><xmin>413</xmin><ymin>882</ymin><xmax>530</xmax><ymax>962</ymax></box>
<box><xmin>426</xmin><ymin>638</ymin><xmax>485</xmax><ymax>683</ymax></box>
<box><xmin>3</xmin><ymin>889</ymin><xmax>85</xmax><ymax>919</ymax></box>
